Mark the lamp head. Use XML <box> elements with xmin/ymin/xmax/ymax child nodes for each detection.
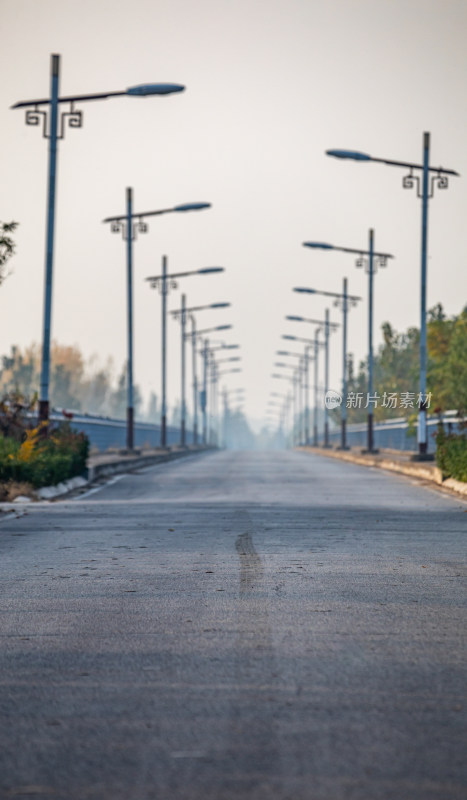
<box><xmin>326</xmin><ymin>149</ymin><xmax>371</xmax><ymax>161</ymax></box>
<box><xmin>173</xmin><ymin>202</ymin><xmax>211</xmax><ymax>212</ymax></box>
<box><xmin>303</xmin><ymin>242</ymin><xmax>334</xmax><ymax>249</ymax></box>
<box><xmin>126</xmin><ymin>83</ymin><xmax>185</xmax><ymax>96</ymax></box>
<box><xmin>198</xmin><ymin>267</ymin><xmax>224</xmax><ymax>274</ymax></box>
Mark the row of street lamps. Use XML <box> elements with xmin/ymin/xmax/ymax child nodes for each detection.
<box><xmin>12</xmin><ymin>54</ymin><xmax>187</xmax><ymax>428</ymax></box>
<box><xmin>325</xmin><ymin>138</ymin><xmax>458</xmax><ymax>457</ymax></box>
<box><xmin>267</xmin><ymin>134</ymin><xmax>458</xmax><ymax>458</ymax></box>
<box><xmin>12</xmin><ymin>57</ymin><xmax>458</xmax><ymax>453</ymax></box>
<box><xmin>13</xmin><ymin>53</ymin><xmax>244</xmax><ymax>448</ymax></box>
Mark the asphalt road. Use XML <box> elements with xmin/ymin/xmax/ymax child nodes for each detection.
<box><xmin>0</xmin><ymin>450</ymin><xmax>466</xmax><ymax>800</ymax></box>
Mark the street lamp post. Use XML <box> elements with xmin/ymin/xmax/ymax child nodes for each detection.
<box><xmin>171</xmin><ymin>301</ymin><xmax>230</xmax><ymax>446</ymax></box>
<box><xmin>202</xmin><ymin>340</ymin><xmax>209</xmax><ymax>446</ymax></box>
<box><xmin>324</xmin><ymin>309</ymin><xmax>330</xmax><ymax>446</ymax></box>
<box><xmin>190</xmin><ymin>315</ymin><xmax>198</xmax><ymax>444</ymax></box>
<box><xmin>146</xmin><ymin>260</ymin><xmax>225</xmax><ymax>447</ymax></box>
<box><xmin>284</xmin><ymin>317</ymin><xmax>339</xmax><ymax>446</ymax></box>
<box><xmin>294</xmin><ymin>279</ymin><xmax>361</xmax><ymax>449</ymax></box>
<box><xmin>267</xmin><ymin>394</ymin><xmax>288</xmax><ymax>446</ymax></box>
<box><xmin>104</xmin><ymin>196</ymin><xmax>211</xmax><ymax>449</ymax></box>
<box><xmin>293</xmin><ymin>372</ymin><xmax>298</xmax><ymax>446</ymax></box>
<box><xmin>271</xmin><ymin>374</ymin><xmax>296</xmax><ymax>446</ymax></box>
<box><xmin>313</xmin><ymin>328</ymin><xmax>320</xmax><ymax>446</ymax></box>
<box><xmin>211</xmin><ymin>366</ymin><xmax>242</xmax><ymax>445</ymax></box>
<box><xmin>223</xmin><ymin>387</ymin><xmax>245</xmax><ymax>449</ymax></box>
<box><xmin>275</xmin><ymin>360</ymin><xmax>300</xmax><ymax>442</ymax></box>
<box><xmin>161</xmin><ymin>257</ymin><xmax>168</xmax><ymax>447</ymax></box>
<box><xmin>212</xmin><ymin>364</ymin><xmax>242</xmax><ymax>440</ymax></box>
<box><xmin>12</xmin><ymin>53</ymin><xmax>185</xmax><ymax>424</ymax></box>
<box><xmin>303</xmin><ymin>238</ymin><xmax>392</xmax><ymax>452</ymax></box>
<box><xmin>276</xmin><ymin>349</ymin><xmax>312</xmax><ymax>445</ymax></box>
<box><xmin>210</xmin><ymin>359</ymin><xmax>217</xmax><ymax>446</ymax></box>
<box><xmin>194</xmin><ymin>330</ymin><xmax>234</xmax><ymax>445</ymax></box>
<box><xmin>180</xmin><ymin>294</ymin><xmax>187</xmax><ymax>446</ymax></box>
<box><xmin>327</xmin><ymin>135</ymin><xmax>458</xmax><ymax>457</ymax></box>
<box><xmin>272</xmin><ymin>371</ymin><xmax>299</xmax><ymax>445</ymax></box>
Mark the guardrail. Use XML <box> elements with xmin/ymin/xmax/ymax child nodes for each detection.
<box><xmin>326</xmin><ymin>412</ymin><xmax>463</xmax><ymax>453</ymax></box>
<box><xmin>49</xmin><ymin>411</ymin><xmax>186</xmax><ymax>452</ymax></box>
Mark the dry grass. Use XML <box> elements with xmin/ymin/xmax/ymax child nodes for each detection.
<box><xmin>0</xmin><ymin>481</ymin><xmax>37</xmax><ymax>502</ymax></box>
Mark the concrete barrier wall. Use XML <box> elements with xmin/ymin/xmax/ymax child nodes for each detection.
<box><xmin>327</xmin><ymin>416</ymin><xmax>462</xmax><ymax>453</ymax></box>
<box><xmin>49</xmin><ymin>412</ymin><xmax>188</xmax><ymax>452</ymax></box>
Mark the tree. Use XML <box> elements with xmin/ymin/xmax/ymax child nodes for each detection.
<box><xmin>109</xmin><ymin>363</ymin><xmax>143</xmax><ymax>420</ymax></box>
<box><xmin>0</xmin><ymin>343</ymin><xmax>143</xmax><ymax>419</ymax></box>
<box><xmin>0</xmin><ymin>221</ymin><xmax>19</xmax><ymax>285</ymax></box>
<box><xmin>428</xmin><ymin>305</ymin><xmax>467</xmax><ymax>414</ymax></box>
<box><xmin>342</xmin><ymin>305</ymin><xmax>467</xmax><ymax>423</ymax></box>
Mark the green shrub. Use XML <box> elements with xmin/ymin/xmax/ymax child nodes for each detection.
<box><xmin>436</xmin><ymin>426</ymin><xmax>467</xmax><ymax>482</ymax></box>
<box><xmin>0</xmin><ymin>421</ymin><xmax>89</xmax><ymax>488</ymax></box>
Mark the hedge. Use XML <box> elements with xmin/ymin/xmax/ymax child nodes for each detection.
<box><xmin>436</xmin><ymin>427</ymin><xmax>467</xmax><ymax>482</ymax></box>
<box><xmin>0</xmin><ymin>422</ymin><xmax>89</xmax><ymax>488</ymax></box>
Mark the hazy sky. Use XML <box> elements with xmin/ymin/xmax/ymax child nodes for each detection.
<box><xmin>1</xmin><ymin>0</ymin><xmax>466</xmax><ymax>428</ymax></box>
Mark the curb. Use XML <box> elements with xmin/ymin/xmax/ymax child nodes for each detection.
<box><xmin>299</xmin><ymin>446</ymin><xmax>467</xmax><ymax>498</ymax></box>
<box><xmin>86</xmin><ymin>447</ymin><xmax>204</xmax><ymax>482</ymax></box>
<box><xmin>442</xmin><ymin>477</ymin><xmax>467</xmax><ymax>497</ymax></box>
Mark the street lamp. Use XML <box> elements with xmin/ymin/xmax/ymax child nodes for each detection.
<box><xmin>274</xmin><ymin>362</ymin><xmax>297</xmax><ymax>370</ymax></box>
<box><xmin>280</xmin><ymin>338</ymin><xmax>314</xmax><ymax>445</ymax></box>
<box><xmin>103</xmin><ymin>195</ymin><xmax>211</xmax><ymax>449</ymax></box>
<box><xmin>326</xmin><ymin>135</ymin><xmax>459</xmax><ymax>458</ymax></box>
<box><xmin>145</xmin><ymin>259</ymin><xmax>224</xmax><ymax>447</ymax></box>
<box><xmin>12</xmin><ymin>53</ymin><xmax>185</xmax><ymax>424</ymax></box>
<box><xmin>277</xmin><ymin>349</ymin><xmax>314</xmax><ymax>444</ymax></box>
<box><xmin>274</xmin><ymin>388</ymin><xmax>293</xmax><ymax>447</ymax></box>
<box><xmin>188</xmin><ymin>325</ymin><xmax>233</xmax><ymax>337</ymax></box>
<box><xmin>210</xmin><ymin>366</ymin><xmax>242</xmax><ymax>446</ymax></box>
<box><xmin>207</xmin><ymin>343</ymin><xmax>240</xmax><ymax>352</ymax></box>
<box><xmin>284</xmin><ymin>317</ymin><xmax>339</xmax><ymax>446</ymax></box>
<box><xmin>272</xmin><ymin>368</ymin><xmax>302</xmax><ymax>445</ymax></box>
<box><xmin>171</xmin><ymin>299</ymin><xmax>230</xmax><ymax>446</ymax></box>
<box><xmin>294</xmin><ymin>280</ymin><xmax>361</xmax><ymax>450</ymax></box>
<box><xmin>267</xmin><ymin>392</ymin><xmax>289</xmax><ymax>433</ymax></box>
<box><xmin>216</xmin><ymin>357</ymin><xmax>242</xmax><ymax>365</ymax></box>
<box><xmin>198</xmin><ymin>331</ymin><xmax>235</xmax><ymax>445</ymax></box>
<box><xmin>217</xmin><ymin>368</ymin><xmax>242</xmax><ymax>377</ymax></box>
<box><xmin>222</xmin><ymin>387</ymin><xmax>245</xmax><ymax>448</ymax></box>
<box><xmin>303</xmin><ymin>237</ymin><xmax>392</xmax><ymax>452</ymax></box>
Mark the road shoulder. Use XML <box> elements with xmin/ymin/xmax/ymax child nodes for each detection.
<box><xmin>298</xmin><ymin>445</ymin><xmax>467</xmax><ymax>500</ymax></box>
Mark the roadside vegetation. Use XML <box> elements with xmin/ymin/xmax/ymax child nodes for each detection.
<box><xmin>435</xmin><ymin>424</ymin><xmax>467</xmax><ymax>483</ymax></box>
<box><xmin>0</xmin><ymin>392</ymin><xmax>89</xmax><ymax>497</ymax></box>
<box><xmin>344</xmin><ymin>304</ymin><xmax>467</xmax><ymax>424</ymax></box>
<box><xmin>0</xmin><ymin>220</ymin><xmax>18</xmax><ymax>286</ymax></box>
<box><xmin>335</xmin><ymin>304</ymin><xmax>466</xmax><ymax>479</ymax></box>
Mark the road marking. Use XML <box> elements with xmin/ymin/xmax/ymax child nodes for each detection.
<box><xmin>74</xmin><ymin>474</ymin><xmax>126</xmax><ymax>501</ymax></box>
